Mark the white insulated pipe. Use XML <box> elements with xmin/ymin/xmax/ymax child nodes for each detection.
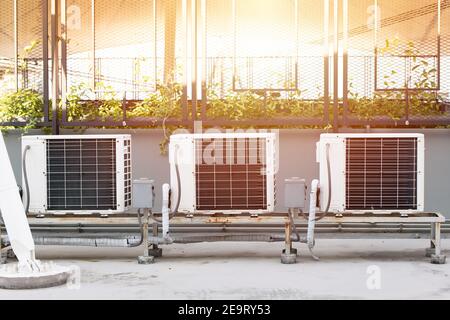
<box><xmin>161</xmin><ymin>183</ymin><xmax>172</xmax><ymax>242</ymax></box>
<box><xmin>0</xmin><ymin>134</ymin><xmax>39</xmax><ymax>272</ymax></box>
<box><xmin>307</xmin><ymin>179</ymin><xmax>320</xmax><ymax>260</ymax></box>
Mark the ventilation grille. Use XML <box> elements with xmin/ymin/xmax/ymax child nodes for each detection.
<box><xmin>124</xmin><ymin>139</ymin><xmax>132</xmax><ymax>208</ymax></box>
<box><xmin>346</xmin><ymin>137</ymin><xmax>418</xmax><ymax>210</ymax></box>
<box><xmin>195</xmin><ymin>137</ymin><xmax>267</xmax><ymax>211</ymax></box>
<box><xmin>47</xmin><ymin>138</ymin><xmax>118</xmax><ymax>210</ymax></box>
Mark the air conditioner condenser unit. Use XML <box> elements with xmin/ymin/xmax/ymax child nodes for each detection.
<box><xmin>169</xmin><ymin>132</ymin><xmax>277</xmax><ymax>214</ymax></box>
<box><xmin>22</xmin><ymin>134</ymin><xmax>132</xmax><ymax>214</ymax></box>
<box><xmin>316</xmin><ymin>133</ymin><xmax>424</xmax><ymax>213</ymax></box>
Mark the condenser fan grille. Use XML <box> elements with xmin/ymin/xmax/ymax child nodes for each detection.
<box><xmin>346</xmin><ymin>137</ymin><xmax>418</xmax><ymax>210</ymax></box>
<box><xmin>46</xmin><ymin>138</ymin><xmax>117</xmax><ymax>210</ymax></box>
<box><xmin>195</xmin><ymin>137</ymin><xmax>267</xmax><ymax>211</ymax></box>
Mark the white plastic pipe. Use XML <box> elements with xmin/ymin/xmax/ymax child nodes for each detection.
<box><xmin>307</xmin><ymin>179</ymin><xmax>319</xmax><ymax>249</ymax></box>
<box><xmin>162</xmin><ymin>183</ymin><xmax>171</xmax><ymax>239</ymax></box>
<box><xmin>0</xmin><ymin>134</ymin><xmax>39</xmax><ymax>272</ymax></box>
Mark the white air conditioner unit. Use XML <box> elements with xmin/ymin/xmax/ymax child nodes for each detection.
<box><xmin>316</xmin><ymin>133</ymin><xmax>424</xmax><ymax>213</ymax></box>
<box><xmin>169</xmin><ymin>132</ymin><xmax>277</xmax><ymax>214</ymax></box>
<box><xmin>22</xmin><ymin>135</ymin><xmax>132</xmax><ymax>214</ymax></box>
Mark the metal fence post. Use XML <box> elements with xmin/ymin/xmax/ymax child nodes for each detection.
<box><xmin>332</xmin><ymin>0</ymin><xmax>339</xmax><ymax>132</ymax></box>
<box><xmin>43</xmin><ymin>0</ymin><xmax>50</xmax><ymax>123</ymax></box>
<box><xmin>50</xmin><ymin>0</ymin><xmax>60</xmax><ymax>135</ymax></box>
<box><xmin>342</xmin><ymin>0</ymin><xmax>349</xmax><ymax>128</ymax></box>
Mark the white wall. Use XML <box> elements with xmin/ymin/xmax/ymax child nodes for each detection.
<box><xmin>4</xmin><ymin>128</ymin><xmax>450</xmax><ymax>216</ymax></box>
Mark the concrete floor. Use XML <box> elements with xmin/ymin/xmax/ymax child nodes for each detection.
<box><xmin>1</xmin><ymin>239</ymin><xmax>450</xmax><ymax>300</ymax></box>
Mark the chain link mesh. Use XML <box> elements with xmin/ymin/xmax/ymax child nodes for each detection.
<box><xmin>0</xmin><ymin>0</ymin><xmax>449</xmax><ymax>126</ymax></box>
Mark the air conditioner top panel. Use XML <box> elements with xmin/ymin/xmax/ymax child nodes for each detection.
<box><xmin>171</xmin><ymin>132</ymin><xmax>276</xmax><ymax>141</ymax></box>
<box><xmin>320</xmin><ymin>133</ymin><xmax>424</xmax><ymax>139</ymax></box>
<box><xmin>22</xmin><ymin>134</ymin><xmax>131</xmax><ymax>141</ymax></box>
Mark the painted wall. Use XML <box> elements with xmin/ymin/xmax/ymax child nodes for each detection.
<box><xmin>3</xmin><ymin>128</ymin><xmax>450</xmax><ymax>216</ymax></box>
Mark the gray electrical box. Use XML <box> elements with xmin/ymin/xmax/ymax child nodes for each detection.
<box><xmin>284</xmin><ymin>177</ymin><xmax>306</xmax><ymax>210</ymax></box>
<box><xmin>132</xmin><ymin>178</ymin><xmax>155</xmax><ymax>209</ymax></box>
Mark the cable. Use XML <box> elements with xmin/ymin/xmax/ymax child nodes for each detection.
<box><xmin>128</xmin><ymin>208</ymin><xmax>145</xmax><ymax>247</ymax></box>
<box><xmin>173</xmin><ymin>144</ymin><xmax>181</xmax><ymax>215</ymax></box>
<box><xmin>315</xmin><ymin>143</ymin><xmax>331</xmax><ymax>222</ymax></box>
<box><xmin>22</xmin><ymin>145</ymin><xmax>31</xmax><ymax>214</ymax></box>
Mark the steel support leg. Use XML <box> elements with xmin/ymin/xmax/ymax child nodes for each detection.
<box><xmin>430</xmin><ymin>222</ymin><xmax>446</xmax><ymax>264</ymax></box>
<box><xmin>148</xmin><ymin>222</ymin><xmax>162</xmax><ymax>258</ymax></box>
<box><xmin>426</xmin><ymin>222</ymin><xmax>437</xmax><ymax>257</ymax></box>
<box><xmin>137</xmin><ymin>209</ymin><xmax>155</xmax><ymax>264</ymax></box>
<box><xmin>281</xmin><ymin>219</ymin><xmax>297</xmax><ymax>264</ymax></box>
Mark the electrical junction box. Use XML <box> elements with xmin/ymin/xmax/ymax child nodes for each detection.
<box><xmin>132</xmin><ymin>179</ymin><xmax>155</xmax><ymax>209</ymax></box>
<box><xmin>284</xmin><ymin>177</ymin><xmax>306</xmax><ymax>210</ymax></box>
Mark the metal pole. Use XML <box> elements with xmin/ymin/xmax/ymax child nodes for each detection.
<box><xmin>14</xmin><ymin>0</ymin><xmax>18</xmax><ymax>91</ymax></box>
<box><xmin>373</xmin><ymin>0</ymin><xmax>378</xmax><ymax>91</ymax></box>
<box><xmin>182</xmin><ymin>0</ymin><xmax>189</xmax><ymax>122</ymax></box>
<box><xmin>43</xmin><ymin>0</ymin><xmax>49</xmax><ymax>123</ymax></box>
<box><xmin>200</xmin><ymin>0</ymin><xmax>207</xmax><ymax>121</ymax></box>
<box><xmin>153</xmin><ymin>0</ymin><xmax>158</xmax><ymax>88</ymax></box>
<box><xmin>143</xmin><ymin>209</ymin><xmax>149</xmax><ymax>257</ymax></box>
<box><xmin>51</xmin><ymin>0</ymin><xmax>59</xmax><ymax>135</ymax></box>
<box><xmin>284</xmin><ymin>220</ymin><xmax>292</xmax><ymax>254</ymax></box>
<box><xmin>323</xmin><ymin>0</ymin><xmax>330</xmax><ymax>126</ymax></box>
<box><xmin>232</xmin><ymin>0</ymin><xmax>237</xmax><ymax>92</ymax></box>
<box><xmin>333</xmin><ymin>0</ymin><xmax>339</xmax><ymax>132</ymax></box>
<box><xmin>437</xmin><ymin>0</ymin><xmax>441</xmax><ymax>91</ymax></box>
<box><xmin>342</xmin><ymin>0</ymin><xmax>349</xmax><ymax>127</ymax></box>
<box><xmin>191</xmin><ymin>0</ymin><xmax>198</xmax><ymax>123</ymax></box>
<box><xmin>294</xmin><ymin>0</ymin><xmax>299</xmax><ymax>91</ymax></box>
<box><xmin>91</xmin><ymin>0</ymin><xmax>96</xmax><ymax>90</ymax></box>
<box><xmin>61</xmin><ymin>0</ymin><xmax>67</xmax><ymax>125</ymax></box>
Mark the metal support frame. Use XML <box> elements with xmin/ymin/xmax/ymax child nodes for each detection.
<box><xmin>149</xmin><ymin>222</ymin><xmax>162</xmax><ymax>257</ymax></box>
<box><xmin>137</xmin><ymin>208</ymin><xmax>154</xmax><ymax>264</ymax></box>
<box><xmin>24</xmin><ymin>212</ymin><xmax>446</xmax><ymax>264</ymax></box>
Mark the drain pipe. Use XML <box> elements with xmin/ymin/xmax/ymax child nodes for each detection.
<box><xmin>307</xmin><ymin>179</ymin><xmax>320</xmax><ymax>260</ymax></box>
<box><xmin>160</xmin><ymin>183</ymin><xmax>173</xmax><ymax>244</ymax></box>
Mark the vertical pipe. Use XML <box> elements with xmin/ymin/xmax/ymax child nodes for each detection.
<box><xmin>332</xmin><ymin>0</ymin><xmax>339</xmax><ymax>132</ymax></box>
<box><xmin>91</xmin><ymin>0</ymin><xmax>96</xmax><ymax>90</ymax></box>
<box><xmin>43</xmin><ymin>0</ymin><xmax>49</xmax><ymax>123</ymax></box>
<box><xmin>323</xmin><ymin>0</ymin><xmax>330</xmax><ymax>125</ymax></box>
<box><xmin>200</xmin><ymin>0</ymin><xmax>207</xmax><ymax>121</ymax></box>
<box><xmin>191</xmin><ymin>0</ymin><xmax>198</xmax><ymax>122</ymax></box>
<box><xmin>61</xmin><ymin>0</ymin><xmax>67</xmax><ymax>124</ymax></box>
<box><xmin>342</xmin><ymin>0</ymin><xmax>348</xmax><ymax>127</ymax></box>
<box><xmin>14</xmin><ymin>0</ymin><xmax>18</xmax><ymax>91</ymax></box>
<box><xmin>51</xmin><ymin>0</ymin><xmax>59</xmax><ymax>135</ymax></box>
